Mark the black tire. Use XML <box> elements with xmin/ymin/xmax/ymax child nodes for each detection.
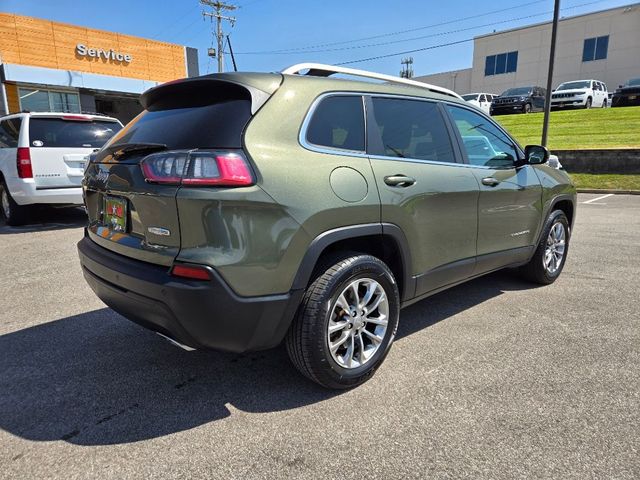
<box><xmin>524</xmin><ymin>103</ymin><xmax>532</xmax><ymax>114</ymax></box>
<box><xmin>602</xmin><ymin>99</ymin><xmax>607</xmax><ymax>108</ymax></box>
<box><xmin>0</xmin><ymin>180</ymin><xmax>29</xmax><ymax>226</ymax></box>
<box><xmin>520</xmin><ymin>210</ymin><xmax>570</xmax><ymax>285</ymax></box>
<box><xmin>285</xmin><ymin>254</ymin><xmax>400</xmax><ymax>389</ymax></box>
<box><xmin>585</xmin><ymin>97</ymin><xmax>592</xmax><ymax>109</ymax></box>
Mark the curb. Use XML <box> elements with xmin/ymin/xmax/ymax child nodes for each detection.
<box><xmin>577</xmin><ymin>189</ymin><xmax>640</xmax><ymax>195</ymax></box>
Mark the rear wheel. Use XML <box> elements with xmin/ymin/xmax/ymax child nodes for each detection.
<box><xmin>0</xmin><ymin>180</ymin><xmax>29</xmax><ymax>226</ymax></box>
<box><xmin>520</xmin><ymin>210</ymin><xmax>570</xmax><ymax>284</ymax></box>
<box><xmin>286</xmin><ymin>254</ymin><xmax>400</xmax><ymax>389</ymax></box>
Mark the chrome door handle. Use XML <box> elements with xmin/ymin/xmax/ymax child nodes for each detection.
<box><xmin>384</xmin><ymin>175</ymin><xmax>416</xmax><ymax>187</ymax></box>
<box><xmin>481</xmin><ymin>177</ymin><xmax>500</xmax><ymax>187</ymax></box>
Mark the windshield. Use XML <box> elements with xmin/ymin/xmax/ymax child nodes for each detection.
<box><xmin>557</xmin><ymin>81</ymin><xmax>590</xmax><ymax>90</ymax></box>
<box><xmin>501</xmin><ymin>87</ymin><xmax>532</xmax><ymax>96</ymax></box>
<box><xmin>462</xmin><ymin>94</ymin><xmax>478</xmax><ymax>101</ymax></box>
<box><xmin>29</xmin><ymin>118</ymin><xmax>122</xmax><ymax>148</ymax></box>
<box><xmin>625</xmin><ymin>78</ymin><xmax>640</xmax><ymax>87</ymax></box>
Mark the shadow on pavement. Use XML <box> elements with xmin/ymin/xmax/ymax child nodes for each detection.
<box><xmin>0</xmin><ymin>206</ymin><xmax>86</xmax><ymax>234</ymax></box>
<box><xmin>0</xmin><ymin>270</ymin><xmax>534</xmax><ymax>446</ymax></box>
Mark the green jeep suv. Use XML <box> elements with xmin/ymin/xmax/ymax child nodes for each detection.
<box><xmin>78</xmin><ymin>63</ymin><xmax>576</xmax><ymax>389</ymax></box>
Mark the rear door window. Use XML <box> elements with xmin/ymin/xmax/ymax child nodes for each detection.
<box><xmin>368</xmin><ymin>97</ymin><xmax>456</xmax><ymax>163</ymax></box>
<box><xmin>29</xmin><ymin>118</ymin><xmax>122</xmax><ymax>148</ymax></box>
<box><xmin>305</xmin><ymin>95</ymin><xmax>365</xmax><ymax>152</ymax></box>
<box><xmin>0</xmin><ymin>118</ymin><xmax>21</xmax><ymax>148</ymax></box>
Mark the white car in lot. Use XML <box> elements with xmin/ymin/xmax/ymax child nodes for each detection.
<box><xmin>461</xmin><ymin>93</ymin><xmax>498</xmax><ymax>115</ymax></box>
<box><xmin>0</xmin><ymin>112</ymin><xmax>122</xmax><ymax>225</ymax></box>
<box><xmin>551</xmin><ymin>79</ymin><xmax>609</xmax><ymax>109</ymax></box>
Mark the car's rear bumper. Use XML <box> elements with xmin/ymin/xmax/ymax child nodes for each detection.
<box><xmin>5</xmin><ymin>177</ymin><xmax>82</xmax><ymax>205</ymax></box>
<box><xmin>77</xmin><ymin>234</ymin><xmax>303</xmax><ymax>353</ymax></box>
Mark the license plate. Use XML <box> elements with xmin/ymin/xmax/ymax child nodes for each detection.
<box><xmin>630</xmin><ymin>95</ymin><xmax>637</xmax><ymax>100</ymax></box>
<box><xmin>103</xmin><ymin>196</ymin><xmax>128</xmax><ymax>232</ymax></box>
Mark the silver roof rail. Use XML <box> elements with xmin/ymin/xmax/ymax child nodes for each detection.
<box><xmin>281</xmin><ymin>62</ymin><xmax>462</xmax><ymax>99</ymax></box>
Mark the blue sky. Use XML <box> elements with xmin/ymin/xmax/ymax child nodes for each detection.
<box><xmin>1</xmin><ymin>0</ymin><xmax>632</xmax><ymax>77</ymax></box>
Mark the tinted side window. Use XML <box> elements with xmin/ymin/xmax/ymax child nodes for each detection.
<box><xmin>446</xmin><ymin>105</ymin><xmax>518</xmax><ymax>168</ymax></box>
<box><xmin>306</xmin><ymin>96</ymin><xmax>365</xmax><ymax>151</ymax></box>
<box><xmin>0</xmin><ymin>119</ymin><xmax>21</xmax><ymax>148</ymax></box>
<box><xmin>369</xmin><ymin>97</ymin><xmax>455</xmax><ymax>163</ymax></box>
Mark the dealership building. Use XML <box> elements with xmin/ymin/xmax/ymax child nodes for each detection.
<box><xmin>0</xmin><ymin>13</ymin><xmax>199</xmax><ymax>122</ymax></box>
<box><xmin>415</xmin><ymin>3</ymin><xmax>640</xmax><ymax>95</ymax></box>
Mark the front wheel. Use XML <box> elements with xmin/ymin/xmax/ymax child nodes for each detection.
<box><xmin>523</xmin><ymin>103</ymin><xmax>532</xmax><ymax>114</ymax></box>
<box><xmin>520</xmin><ymin>210</ymin><xmax>570</xmax><ymax>284</ymax></box>
<box><xmin>0</xmin><ymin>180</ymin><xmax>29</xmax><ymax>226</ymax></box>
<box><xmin>286</xmin><ymin>254</ymin><xmax>400</xmax><ymax>389</ymax></box>
<box><xmin>602</xmin><ymin>99</ymin><xmax>607</xmax><ymax>108</ymax></box>
<box><xmin>585</xmin><ymin>97</ymin><xmax>592</xmax><ymax>109</ymax></box>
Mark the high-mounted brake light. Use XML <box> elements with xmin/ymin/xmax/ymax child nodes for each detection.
<box><xmin>62</xmin><ymin>115</ymin><xmax>92</xmax><ymax>121</ymax></box>
<box><xmin>171</xmin><ymin>264</ymin><xmax>211</xmax><ymax>281</ymax></box>
<box><xmin>140</xmin><ymin>150</ymin><xmax>254</xmax><ymax>187</ymax></box>
<box><xmin>17</xmin><ymin>147</ymin><xmax>33</xmax><ymax>178</ymax></box>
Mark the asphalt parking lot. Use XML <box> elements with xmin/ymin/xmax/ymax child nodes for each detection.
<box><xmin>0</xmin><ymin>193</ymin><xmax>638</xmax><ymax>479</ymax></box>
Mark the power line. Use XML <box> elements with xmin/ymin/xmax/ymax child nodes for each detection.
<box><xmin>236</xmin><ymin>0</ymin><xmax>548</xmax><ymax>54</ymax></box>
<box><xmin>335</xmin><ymin>0</ymin><xmax>604</xmax><ymax>65</ymax></box>
<box><xmin>336</xmin><ymin>38</ymin><xmax>475</xmax><ymax>66</ymax></box>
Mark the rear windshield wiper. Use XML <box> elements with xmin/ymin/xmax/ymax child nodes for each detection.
<box><xmin>107</xmin><ymin>142</ymin><xmax>168</xmax><ymax>159</ymax></box>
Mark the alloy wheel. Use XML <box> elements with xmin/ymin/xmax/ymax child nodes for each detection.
<box><xmin>544</xmin><ymin>222</ymin><xmax>566</xmax><ymax>275</ymax></box>
<box><xmin>327</xmin><ymin>278</ymin><xmax>389</xmax><ymax>369</ymax></box>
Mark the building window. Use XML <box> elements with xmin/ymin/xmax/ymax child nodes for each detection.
<box><xmin>582</xmin><ymin>35</ymin><xmax>609</xmax><ymax>62</ymax></box>
<box><xmin>485</xmin><ymin>51</ymin><xmax>518</xmax><ymax>76</ymax></box>
<box><xmin>18</xmin><ymin>87</ymin><xmax>81</xmax><ymax>113</ymax></box>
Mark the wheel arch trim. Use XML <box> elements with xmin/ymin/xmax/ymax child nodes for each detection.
<box><xmin>291</xmin><ymin>223</ymin><xmax>416</xmax><ymax>302</ymax></box>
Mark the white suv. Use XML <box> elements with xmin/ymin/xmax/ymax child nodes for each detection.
<box><xmin>551</xmin><ymin>79</ymin><xmax>609</xmax><ymax>109</ymax></box>
<box><xmin>461</xmin><ymin>93</ymin><xmax>498</xmax><ymax>115</ymax></box>
<box><xmin>0</xmin><ymin>112</ymin><xmax>122</xmax><ymax>225</ymax></box>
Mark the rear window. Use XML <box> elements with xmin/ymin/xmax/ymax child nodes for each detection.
<box><xmin>29</xmin><ymin>118</ymin><xmax>122</xmax><ymax>148</ymax></box>
<box><xmin>106</xmin><ymin>98</ymin><xmax>252</xmax><ymax>150</ymax></box>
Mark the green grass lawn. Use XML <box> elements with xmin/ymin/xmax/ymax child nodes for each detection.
<box><xmin>569</xmin><ymin>173</ymin><xmax>640</xmax><ymax>191</ymax></box>
<box><xmin>494</xmin><ymin>106</ymin><xmax>640</xmax><ymax>150</ymax></box>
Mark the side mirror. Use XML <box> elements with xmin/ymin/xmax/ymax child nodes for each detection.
<box><xmin>524</xmin><ymin>145</ymin><xmax>550</xmax><ymax>165</ymax></box>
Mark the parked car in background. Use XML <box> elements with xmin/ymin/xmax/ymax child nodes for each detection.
<box><xmin>490</xmin><ymin>86</ymin><xmax>546</xmax><ymax>115</ymax></box>
<box><xmin>612</xmin><ymin>77</ymin><xmax>640</xmax><ymax>107</ymax></box>
<box><xmin>551</xmin><ymin>79</ymin><xmax>608</xmax><ymax>109</ymax></box>
<box><xmin>461</xmin><ymin>93</ymin><xmax>497</xmax><ymax>114</ymax></box>
<box><xmin>77</xmin><ymin>63</ymin><xmax>576</xmax><ymax>389</ymax></box>
<box><xmin>0</xmin><ymin>112</ymin><xmax>123</xmax><ymax>225</ymax></box>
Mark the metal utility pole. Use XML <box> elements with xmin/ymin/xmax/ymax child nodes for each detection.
<box><xmin>201</xmin><ymin>0</ymin><xmax>237</xmax><ymax>73</ymax></box>
<box><xmin>400</xmin><ymin>57</ymin><xmax>414</xmax><ymax>78</ymax></box>
<box><xmin>541</xmin><ymin>0</ymin><xmax>561</xmax><ymax>147</ymax></box>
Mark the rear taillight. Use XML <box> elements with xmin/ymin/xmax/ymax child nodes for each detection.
<box><xmin>17</xmin><ymin>148</ymin><xmax>33</xmax><ymax>178</ymax></box>
<box><xmin>171</xmin><ymin>264</ymin><xmax>211</xmax><ymax>281</ymax></box>
<box><xmin>140</xmin><ymin>150</ymin><xmax>254</xmax><ymax>187</ymax></box>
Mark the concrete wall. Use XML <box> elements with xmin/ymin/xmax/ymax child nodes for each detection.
<box><xmin>414</xmin><ymin>68</ymin><xmax>472</xmax><ymax>93</ymax></box>
<box><xmin>555</xmin><ymin>149</ymin><xmax>640</xmax><ymax>174</ymax></box>
<box><xmin>416</xmin><ymin>3</ymin><xmax>640</xmax><ymax>95</ymax></box>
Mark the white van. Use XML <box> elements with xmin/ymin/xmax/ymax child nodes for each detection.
<box><xmin>0</xmin><ymin>112</ymin><xmax>122</xmax><ymax>225</ymax></box>
<box><xmin>461</xmin><ymin>93</ymin><xmax>498</xmax><ymax>115</ymax></box>
<box><xmin>551</xmin><ymin>79</ymin><xmax>609</xmax><ymax>109</ymax></box>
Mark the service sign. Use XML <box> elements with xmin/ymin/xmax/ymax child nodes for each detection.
<box><xmin>76</xmin><ymin>43</ymin><xmax>132</xmax><ymax>63</ymax></box>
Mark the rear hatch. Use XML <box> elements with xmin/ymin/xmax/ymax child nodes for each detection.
<box><xmin>84</xmin><ymin>73</ymin><xmax>282</xmax><ymax>266</ymax></box>
<box><xmin>27</xmin><ymin>115</ymin><xmax>122</xmax><ymax>189</ymax></box>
